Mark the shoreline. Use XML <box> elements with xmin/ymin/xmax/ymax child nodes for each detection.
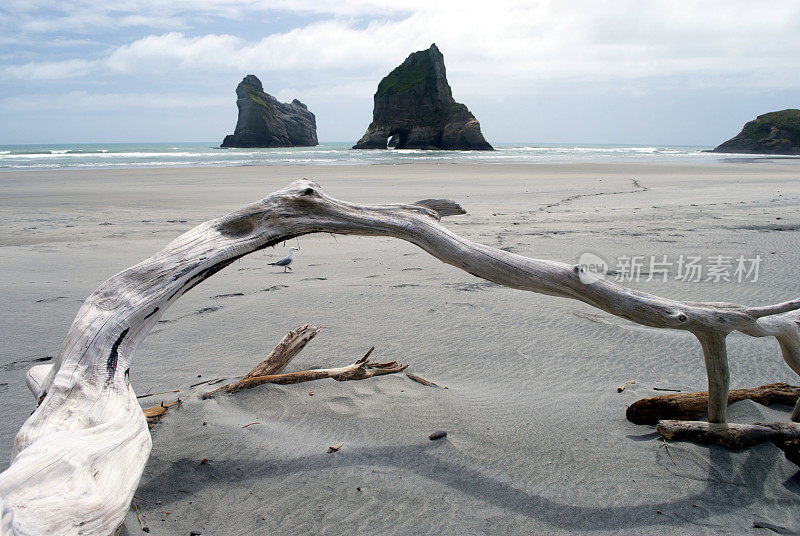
<box><xmin>4</xmin><ymin>158</ymin><xmax>800</xmax><ymax>175</ymax></box>
<box><xmin>7</xmin><ymin>141</ymin><xmax>800</xmax><ymax>173</ymax></box>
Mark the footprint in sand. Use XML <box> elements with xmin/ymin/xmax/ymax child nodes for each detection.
<box><xmin>326</xmin><ymin>396</ymin><xmax>359</xmax><ymax>416</ymax></box>
<box><xmin>211</xmin><ymin>292</ymin><xmax>244</xmax><ymax>299</ymax></box>
<box><xmin>35</xmin><ymin>296</ymin><xmax>68</xmax><ymax>303</ymax></box>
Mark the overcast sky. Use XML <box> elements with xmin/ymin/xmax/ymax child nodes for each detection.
<box><xmin>2</xmin><ymin>0</ymin><xmax>799</xmax><ymax>145</ymax></box>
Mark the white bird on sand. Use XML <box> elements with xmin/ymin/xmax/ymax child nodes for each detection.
<box><xmin>268</xmin><ymin>247</ymin><xmax>298</xmax><ymax>272</ymax></box>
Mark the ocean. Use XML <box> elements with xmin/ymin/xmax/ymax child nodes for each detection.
<box><xmin>0</xmin><ymin>142</ymin><xmax>791</xmax><ymax>170</ymax></box>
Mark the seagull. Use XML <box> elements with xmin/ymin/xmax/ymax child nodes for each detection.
<box><xmin>268</xmin><ymin>247</ymin><xmax>298</xmax><ymax>273</ymax></box>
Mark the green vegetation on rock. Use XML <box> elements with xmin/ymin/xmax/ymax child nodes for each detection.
<box><xmin>741</xmin><ymin>109</ymin><xmax>800</xmax><ymax>141</ymax></box>
<box><xmin>248</xmin><ymin>91</ymin><xmax>272</xmax><ymax>117</ymax></box>
<box><xmin>376</xmin><ymin>50</ymin><xmax>436</xmax><ymax>96</ymax></box>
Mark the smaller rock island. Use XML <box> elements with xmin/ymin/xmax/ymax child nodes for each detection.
<box><xmin>353</xmin><ymin>44</ymin><xmax>493</xmax><ymax>151</ymax></box>
<box><xmin>221</xmin><ymin>75</ymin><xmax>317</xmax><ymax>148</ymax></box>
<box><xmin>712</xmin><ymin>109</ymin><xmax>800</xmax><ymax>155</ymax></box>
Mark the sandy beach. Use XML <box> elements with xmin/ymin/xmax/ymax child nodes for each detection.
<box><xmin>1</xmin><ymin>161</ymin><xmax>799</xmax><ymax>535</ymax></box>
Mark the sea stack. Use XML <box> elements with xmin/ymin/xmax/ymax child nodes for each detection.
<box><xmin>353</xmin><ymin>44</ymin><xmax>493</xmax><ymax>150</ymax></box>
<box><xmin>221</xmin><ymin>75</ymin><xmax>317</xmax><ymax>148</ymax></box>
<box><xmin>712</xmin><ymin>109</ymin><xmax>800</xmax><ymax>155</ymax></box>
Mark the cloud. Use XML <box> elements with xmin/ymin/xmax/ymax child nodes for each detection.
<box><xmin>4</xmin><ymin>1</ymin><xmax>800</xmax><ymax>93</ymax></box>
<box><xmin>105</xmin><ymin>32</ymin><xmax>244</xmax><ymax>74</ymax></box>
<box><xmin>101</xmin><ymin>19</ymin><xmax>426</xmax><ymax>76</ymax></box>
<box><xmin>0</xmin><ymin>90</ymin><xmax>228</xmax><ymax>112</ymax></box>
<box><xmin>3</xmin><ymin>59</ymin><xmax>95</xmax><ymax>80</ymax></box>
<box><xmin>3</xmin><ymin>0</ymin><xmax>407</xmax><ymax>34</ymax></box>
<box><xmin>18</xmin><ymin>10</ymin><xmax>187</xmax><ymax>34</ymax></box>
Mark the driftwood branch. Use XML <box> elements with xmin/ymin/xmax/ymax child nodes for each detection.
<box><xmin>632</xmin><ymin>383</ymin><xmax>800</xmax><ymax>467</ymax></box>
<box><xmin>213</xmin><ymin>354</ymin><xmax>406</xmax><ymax>395</ymax></box>
<box><xmin>657</xmin><ymin>420</ymin><xmax>800</xmax><ymax>466</ymax></box>
<box><xmin>1</xmin><ymin>179</ymin><xmax>798</xmax><ymax>535</ymax></box>
<box><xmin>405</xmin><ymin>372</ymin><xmax>440</xmax><ymax>387</ymax></box>
<box><xmin>148</xmin><ymin>326</ymin><xmax>405</xmax><ymax>419</ymax></box>
<box><xmin>627</xmin><ymin>383</ymin><xmax>800</xmax><ymax>425</ymax></box>
<box><xmin>242</xmin><ymin>323</ymin><xmax>323</xmax><ymax>379</ymax></box>
<box><xmin>657</xmin><ymin>420</ymin><xmax>800</xmax><ymax>449</ymax></box>
<box><xmin>203</xmin><ymin>341</ymin><xmax>407</xmax><ymax>398</ymax></box>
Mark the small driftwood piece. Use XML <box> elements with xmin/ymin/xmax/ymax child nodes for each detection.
<box><xmin>204</xmin><ymin>346</ymin><xmax>407</xmax><ymax>398</ymax></box>
<box><xmin>405</xmin><ymin>372</ymin><xmax>439</xmax><ymax>387</ymax></box>
<box><xmin>1</xmin><ymin>180</ymin><xmax>799</xmax><ymax>535</ymax></box>
<box><xmin>142</xmin><ymin>401</ymin><xmax>180</xmax><ymax>427</ymax></box>
<box><xmin>136</xmin><ymin>389</ymin><xmax>180</xmax><ymax>399</ymax></box>
<box><xmin>627</xmin><ymin>383</ymin><xmax>800</xmax><ymax>425</ymax></box>
<box><xmin>617</xmin><ymin>380</ymin><xmax>636</xmax><ymax>393</ymax></box>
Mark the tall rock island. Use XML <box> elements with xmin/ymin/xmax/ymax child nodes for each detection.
<box><xmin>712</xmin><ymin>109</ymin><xmax>800</xmax><ymax>155</ymax></box>
<box><xmin>353</xmin><ymin>44</ymin><xmax>493</xmax><ymax>150</ymax></box>
<box><xmin>221</xmin><ymin>75</ymin><xmax>317</xmax><ymax>148</ymax></box>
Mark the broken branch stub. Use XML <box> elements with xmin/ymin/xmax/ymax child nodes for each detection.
<box><xmin>242</xmin><ymin>323</ymin><xmax>323</xmax><ymax>379</ymax></box>
<box><xmin>1</xmin><ymin>179</ymin><xmax>798</xmax><ymax>535</ymax></box>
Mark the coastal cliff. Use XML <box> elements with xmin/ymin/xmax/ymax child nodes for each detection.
<box><xmin>221</xmin><ymin>75</ymin><xmax>317</xmax><ymax>148</ymax></box>
<box><xmin>353</xmin><ymin>44</ymin><xmax>493</xmax><ymax>150</ymax></box>
<box><xmin>712</xmin><ymin>109</ymin><xmax>800</xmax><ymax>155</ymax></box>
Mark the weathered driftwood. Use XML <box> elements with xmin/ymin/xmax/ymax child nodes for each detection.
<box><xmin>242</xmin><ymin>323</ymin><xmax>323</xmax><ymax>379</ymax></box>
<box><xmin>144</xmin><ymin>325</ymin><xmax>406</xmax><ymax>426</ymax></box>
<box><xmin>405</xmin><ymin>372</ymin><xmax>439</xmax><ymax>387</ymax></box>
<box><xmin>1</xmin><ymin>179</ymin><xmax>799</xmax><ymax>535</ymax></box>
<box><xmin>204</xmin><ymin>345</ymin><xmax>407</xmax><ymax>397</ymax></box>
<box><xmin>658</xmin><ymin>420</ymin><xmax>800</xmax><ymax>466</ymax></box>
<box><xmin>627</xmin><ymin>383</ymin><xmax>800</xmax><ymax>425</ymax></box>
<box><xmin>658</xmin><ymin>420</ymin><xmax>800</xmax><ymax>449</ymax></box>
<box><xmin>634</xmin><ymin>383</ymin><xmax>800</xmax><ymax>466</ymax></box>
<box><xmin>141</xmin><ymin>326</ymin><xmax>406</xmax><ymax>430</ymax></box>
<box><xmin>142</xmin><ymin>400</ymin><xmax>180</xmax><ymax>426</ymax></box>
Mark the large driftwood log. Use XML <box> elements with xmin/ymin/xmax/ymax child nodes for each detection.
<box><xmin>627</xmin><ymin>383</ymin><xmax>800</xmax><ymax>425</ymax></box>
<box><xmin>658</xmin><ymin>420</ymin><xmax>800</xmax><ymax>449</ymax></box>
<box><xmin>658</xmin><ymin>420</ymin><xmax>800</xmax><ymax>466</ymax></box>
<box><xmin>1</xmin><ymin>180</ymin><xmax>799</xmax><ymax>535</ymax></box>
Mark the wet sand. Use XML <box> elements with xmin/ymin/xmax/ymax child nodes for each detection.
<box><xmin>1</xmin><ymin>162</ymin><xmax>799</xmax><ymax>535</ymax></box>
